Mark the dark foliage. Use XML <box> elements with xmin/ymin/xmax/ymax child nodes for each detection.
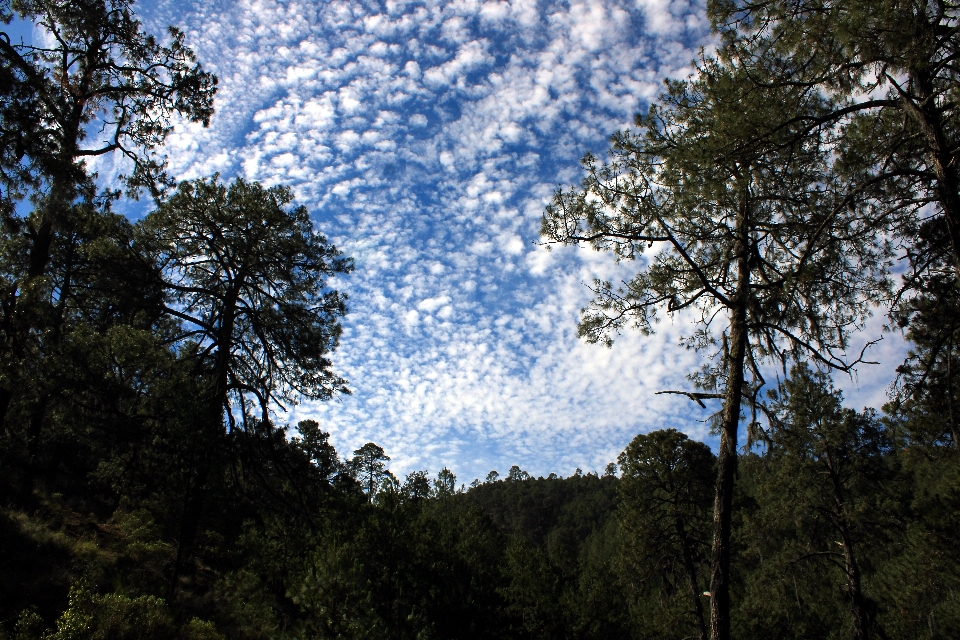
<box><xmin>3</xmin><ymin>1</ymin><xmax>960</xmax><ymax>639</ymax></box>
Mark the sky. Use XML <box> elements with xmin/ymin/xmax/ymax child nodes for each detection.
<box><xmin>26</xmin><ymin>0</ymin><xmax>910</xmax><ymax>483</ymax></box>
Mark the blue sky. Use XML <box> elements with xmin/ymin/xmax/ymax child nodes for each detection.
<box><xmin>37</xmin><ymin>0</ymin><xmax>909</xmax><ymax>483</ymax></box>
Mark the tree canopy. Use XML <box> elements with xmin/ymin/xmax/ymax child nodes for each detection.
<box><xmin>140</xmin><ymin>176</ymin><xmax>352</xmax><ymax>428</ymax></box>
<box><xmin>542</xmin><ymin>51</ymin><xmax>889</xmax><ymax>639</ymax></box>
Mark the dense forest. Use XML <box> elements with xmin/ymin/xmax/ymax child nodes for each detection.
<box><xmin>2</xmin><ymin>0</ymin><xmax>960</xmax><ymax>638</ymax></box>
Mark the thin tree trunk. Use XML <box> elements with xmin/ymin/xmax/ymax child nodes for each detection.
<box><xmin>170</xmin><ymin>456</ymin><xmax>211</xmax><ymax>598</ymax></box>
<box><xmin>0</xmin><ymin>387</ymin><xmax>11</xmax><ymax>437</ymax></box>
<box><xmin>709</xmin><ymin>311</ymin><xmax>746</xmax><ymax>640</ymax></box>
<box><xmin>0</xmin><ymin>153</ymin><xmax>78</xmax><ymax>433</ymax></box>
<box><xmin>710</xmin><ymin>181</ymin><xmax>751</xmax><ymax>640</ymax></box>
<box><xmin>22</xmin><ymin>404</ymin><xmax>46</xmax><ymax>502</ymax></box>
<box><xmin>26</xmin><ymin>216</ymin><xmax>56</xmax><ymax>280</ymax></box>
<box><xmin>0</xmin><ymin>213</ymin><xmax>58</xmax><ymax>437</ymax></box>
<box><xmin>676</xmin><ymin>515</ymin><xmax>708</xmax><ymax>640</ymax></box>
<box><xmin>824</xmin><ymin>447</ymin><xmax>870</xmax><ymax>640</ymax></box>
<box><xmin>948</xmin><ymin>341</ymin><xmax>959</xmax><ymax>449</ymax></box>
<box><xmin>840</xmin><ymin>528</ymin><xmax>869</xmax><ymax>640</ymax></box>
<box><xmin>170</xmin><ymin>398</ymin><xmax>221</xmax><ymax>598</ymax></box>
<box><xmin>169</xmin><ymin>468</ymin><xmax>193</xmax><ymax>598</ymax></box>
<box><xmin>171</xmin><ymin>283</ymin><xmax>239</xmax><ymax>596</ymax></box>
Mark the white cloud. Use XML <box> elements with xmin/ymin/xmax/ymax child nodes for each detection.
<box><xmin>437</xmin><ymin>305</ymin><xmax>455</xmax><ymax>320</ymax></box>
<box><xmin>503</xmin><ymin>235</ymin><xmax>525</xmax><ymax>255</ymax></box>
<box><xmin>526</xmin><ymin>247</ymin><xmax>554</xmax><ymax>275</ymax></box>
<box><xmin>479</xmin><ymin>1</ymin><xmax>510</xmax><ymax>24</ymax></box>
<box><xmin>418</xmin><ymin>295</ymin><xmax>452</xmax><ymax>312</ymax></box>
<box><xmin>423</xmin><ymin>39</ymin><xmax>493</xmax><ymax>87</ymax></box>
<box><xmin>566</xmin><ymin>2</ymin><xmax>616</xmax><ymax>52</ymax></box>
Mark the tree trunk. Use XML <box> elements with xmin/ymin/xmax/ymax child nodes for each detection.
<box><xmin>0</xmin><ymin>138</ymin><xmax>80</xmax><ymax>433</ymax></box>
<box><xmin>21</xmin><ymin>405</ymin><xmax>46</xmax><ymax>502</ymax></box>
<box><xmin>840</xmin><ymin>528</ymin><xmax>869</xmax><ymax>640</ymax></box>
<box><xmin>26</xmin><ymin>216</ymin><xmax>56</xmax><ymax>280</ymax></box>
<box><xmin>901</xmin><ymin>69</ymin><xmax>960</xmax><ymax>277</ymax></box>
<box><xmin>709</xmin><ymin>310</ymin><xmax>746</xmax><ymax>640</ymax></box>
<box><xmin>676</xmin><ymin>515</ymin><xmax>708</xmax><ymax>640</ymax></box>
<box><xmin>169</xmin><ymin>453</ymin><xmax>212</xmax><ymax>598</ymax></box>
<box><xmin>169</xmin><ymin>397</ymin><xmax>221</xmax><ymax>598</ymax></box>
<box><xmin>710</xmin><ymin>182</ymin><xmax>751</xmax><ymax>640</ymax></box>
<box><xmin>0</xmin><ymin>387</ymin><xmax>11</xmax><ymax>437</ymax></box>
<box><xmin>948</xmin><ymin>341</ymin><xmax>959</xmax><ymax>449</ymax></box>
<box><xmin>825</xmin><ymin>448</ymin><xmax>870</xmax><ymax>640</ymax></box>
<box><xmin>171</xmin><ymin>283</ymin><xmax>239</xmax><ymax>596</ymax></box>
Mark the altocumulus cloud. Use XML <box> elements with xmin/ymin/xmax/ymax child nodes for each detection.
<box><xmin>119</xmin><ymin>0</ymin><xmax>900</xmax><ymax>482</ymax></box>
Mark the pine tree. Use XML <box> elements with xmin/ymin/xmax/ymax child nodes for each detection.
<box><xmin>618</xmin><ymin>429</ymin><xmax>715</xmax><ymax>640</ymax></box>
<box><xmin>542</xmin><ymin>55</ymin><xmax>888</xmax><ymax>640</ymax></box>
<box><xmin>138</xmin><ymin>176</ymin><xmax>352</xmax><ymax>592</ymax></box>
<box><xmin>0</xmin><ymin>0</ymin><xmax>216</xmax><ymax>439</ymax></box>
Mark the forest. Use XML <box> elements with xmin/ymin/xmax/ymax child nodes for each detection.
<box><xmin>1</xmin><ymin>0</ymin><xmax>960</xmax><ymax>638</ymax></box>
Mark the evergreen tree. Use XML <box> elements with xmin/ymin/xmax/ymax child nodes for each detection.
<box><xmin>888</xmin><ymin>279</ymin><xmax>960</xmax><ymax>448</ymax></box>
<box><xmin>140</xmin><ymin>176</ymin><xmax>351</xmax><ymax>428</ymax></box>
<box><xmin>743</xmin><ymin>365</ymin><xmax>894</xmax><ymax>639</ymax></box>
<box><xmin>541</xmin><ymin>54</ymin><xmax>888</xmax><ymax>640</ymax></box>
<box><xmin>0</xmin><ymin>0</ymin><xmax>216</xmax><ymax>432</ymax></box>
<box><xmin>137</xmin><ymin>175</ymin><xmax>352</xmax><ymax>592</ymax></box>
<box><xmin>710</xmin><ymin>0</ymin><xmax>960</xmax><ymax>269</ymax></box>
<box><xmin>618</xmin><ymin>429</ymin><xmax>715</xmax><ymax>640</ymax></box>
<box><xmin>349</xmin><ymin>442</ymin><xmax>391</xmax><ymax>499</ymax></box>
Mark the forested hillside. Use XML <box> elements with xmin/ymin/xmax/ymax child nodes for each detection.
<box><xmin>3</xmin><ymin>411</ymin><xmax>959</xmax><ymax>639</ymax></box>
<box><xmin>3</xmin><ymin>0</ymin><xmax>960</xmax><ymax>638</ymax></box>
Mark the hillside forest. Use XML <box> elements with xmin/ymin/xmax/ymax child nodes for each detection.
<box><xmin>2</xmin><ymin>0</ymin><xmax>960</xmax><ymax>639</ymax></box>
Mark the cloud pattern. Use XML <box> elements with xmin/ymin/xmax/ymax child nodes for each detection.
<box><xmin>127</xmin><ymin>0</ymin><xmax>903</xmax><ymax>482</ymax></box>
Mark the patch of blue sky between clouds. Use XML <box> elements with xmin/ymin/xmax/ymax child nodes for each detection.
<box><xmin>110</xmin><ymin>0</ymin><xmax>907</xmax><ymax>483</ymax></box>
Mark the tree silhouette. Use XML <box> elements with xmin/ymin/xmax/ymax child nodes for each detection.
<box><xmin>350</xmin><ymin>442</ymin><xmax>391</xmax><ymax>499</ymax></box>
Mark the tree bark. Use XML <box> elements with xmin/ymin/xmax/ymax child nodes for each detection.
<box><xmin>900</xmin><ymin>68</ymin><xmax>960</xmax><ymax>278</ymax></box>
<box><xmin>949</xmin><ymin>342</ymin><xmax>959</xmax><ymax>449</ymax></box>
<box><xmin>21</xmin><ymin>404</ymin><xmax>46</xmax><ymax>502</ymax></box>
<box><xmin>710</xmin><ymin>181</ymin><xmax>751</xmax><ymax>640</ymax></box>
<box><xmin>0</xmin><ymin>128</ymin><xmax>80</xmax><ymax>434</ymax></box>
